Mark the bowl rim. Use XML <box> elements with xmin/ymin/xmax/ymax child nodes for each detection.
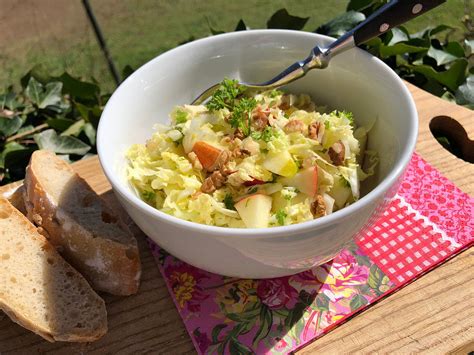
<box><xmin>97</xmin><ymin>29</ymin><xmax>418</xmax><ymax>238</ymax></box>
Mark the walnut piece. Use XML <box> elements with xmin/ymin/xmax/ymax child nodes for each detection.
<box><xmin>310</xmin><ymin>195</ymin><xmax>326</xmax><ymax>218</ymax></box>
<box><xmin>252</xmin><ymin>108</ymin><xmax>269</xmax><ymax>131</ymax></box>
<box><xmin>284</xmin><ymin>119</ymin><xmax>305</xmax><ymax>133</ymax></box>
<box><xmin>328</xmin><ymin>141</ymin><xmax>345</xmax><ymax>166</ymax></box>
<box><xmin>308</xmin><ymin>121</ymin><xmax>325</xmax><ymax>142</ymax></box>
<box><xmin>279</xmin><ymin>94</ymin><xmax>291</xmax><ymax>110</ymax></box>
<box><xmin>201</xmin><ymin>171</ymin><xmax>226</xmax><ymax>194</ymax></box>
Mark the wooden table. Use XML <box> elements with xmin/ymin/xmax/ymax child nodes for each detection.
<box><xmin>0</xmin><ymin>83</ymin><xmax>473</xmax><ymax>354</ymax></box>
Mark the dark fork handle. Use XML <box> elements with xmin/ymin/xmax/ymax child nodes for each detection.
<box><xmin>352</xmin><ymin>0</ymin><xmax>446</xmax><ymax>45</ymax></box>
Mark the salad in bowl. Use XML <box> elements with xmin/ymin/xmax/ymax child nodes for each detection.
<box><xmin>126</xmin><ymin>79</ymin><xmax>378</xmax><ymax>228</ymax></box>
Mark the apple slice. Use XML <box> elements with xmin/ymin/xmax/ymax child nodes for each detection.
<box><xmin>263</xmin><ymin>151</ymin><xmax>297</xmax><ymax>177</ymax></box>
<box><xmin>192</xmin><ymin>141</ymin><xmax>223</xmax><ymax>171</ymax></box>
<box><xmin>234</xmin><ymin>194</ymin><xmax>272</xmax><ymax>228</ymax></box>
<box><xmin>283</xmin><ymin>166</ymin><xmax>318</xmax><ymax>197</ymax></box>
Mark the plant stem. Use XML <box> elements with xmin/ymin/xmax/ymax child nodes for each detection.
<box><xmin>6</xmin><ymin>123</ymin><xmax>48</xmax><ymax>143</ymax></box>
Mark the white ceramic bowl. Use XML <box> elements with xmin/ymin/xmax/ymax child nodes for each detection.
<box><xmin>97</xmin><ymin>30</ymin><xmax>417</xmax><ymax>278</ymax></box>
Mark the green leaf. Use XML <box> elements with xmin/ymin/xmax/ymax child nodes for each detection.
<box><xmin>427</xmin><ymin>47</ymin><xmax>459</xmax><ymax>66</ymax></box>
<box><xmin>350</xmin><ymin>294</ymin><xmax>369</xmax><ymax>311</ymax></box>
<box><xmin>379</xmin><ymin>42</ymin><xmax>427</xmax><ymax>58</ymax></box>
<box><xmin>316</xmin><ymin>11</ymin><xmax>365</xmax><ymax>38</ymax></box>
<box><xmin>387</xmin><ymin>27</ymin><xmax>409</xmax><ymax>45</ymax></box>
<box><xmin>0</xmin><ymin>142</ymin><xmax>25</xmax><ymax>169</ymax></box>
<box><xmin>235</xmin><ymin>19</ymin><xmax>248</xmax><ymax>31</ymax></box>
<box><xmin>122</xmin><ymin>65</ymin><xmax>135</xmax><ymax>80</ymax></box>
<box><xmin>46</xmin><ymin>118</ymin><xmax>76</xmax><ymax>132</ymax></box>
<box><xmin>229</xmin><ymin>337</ymin><xmax>253</xmax><ymax>355</ymax></box>
<box><xmin>252</xmin><ymin>306</ymin><xmax>273</xmax><ymax>348</ymax></box>
<box><xmin>2</xmin><ymin>146</ymin><xmax>35</xmax><ymax>181</ymax></box>
<box><xmin>61</xmin><ymin>119</ymin><xmax>85</xmax><ymax>137</ymax></box>
<box><xmin>267</xmin><ymin>9</ymin><xmax>309</xmax><ymax>30</ymax></box>
<box><xmin>455</xmin><ymin>75</ymin><xmax>474</xmax><ymax>107</ymax></box>
<box><xmin>0</xmin><ymin>91</ymin><xmax>21</xmax><ymax>111</ymax></box>
<box><xmin>464</xmin><ymin>39</ymin><xmax>474</xmax><ymax>56</ymax></box>
<box><xmin>346</xmin><ymin>0</ymin><xmax>373</xmax><ymax>11</ymax></box>
<box><xmin>83</xmin><ymin>123</ymin><xmax>96</xmax><ymax>145</ymax></box>
<box><xmin>25</xmin><ymin>77</ymin><xmax>63</xmax><ymax>109</ymax></box>
<box><xmin>211</xmin><ymin>324</ymin><xmax>227</xmax><ymax>344</ymax></box>
<box><xmin>411</xmin><ymin>25</ymin><xmax>453</xmax><ymax>40</ymax></box>
<box><xmin>445</xmin><ymin>42</ymin><xmax>465</xmax><ymax>58</ymax></box>
<box><xmin>0</xmin><ymin>116</ymin><xmax>22</xmax><ymax>137</ymax></box>
<box><xmin>34</xmin><ymin>129</ymin><xmax>90</xmax><ymax>155</ymax></box>
<box><xmin>58</xmin><ymin>72</ymin><xmax>100</xmax><ymax>100</ymax></box>
<box><xmin>410</xmin><ymin>58</ymin><xmax>468</xmax><ymax>92</ymax></box>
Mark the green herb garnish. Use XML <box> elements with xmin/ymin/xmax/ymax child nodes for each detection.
<box><xmin>175</xmin><ymin>109</ymin><xmax>188</xmax><ymax>124</ymax></box>
<box><xmin>269</xmin><ymin>89</ymin><xmax>283</xmax><ymax>98</ymax></box>
<box><xmin>142</xmin><ymin>190</ymin><xmax>156</xmax><ymax>202</ymax></box>
<box><xmin>223</xmin><ymin>194</ymin><xmax>235</xmax><ymax>210</ymax></box>
<box><xmin>276</xmin><ymin>210</ymin><xmax>287</xmax><ymax>225</ymax></box>
<box><xmin>248</xmin><ymin>186</ymin><xmax>258</xmax><ymax>194</ymax></box>
<box><xmin>206</xmin><ymin>78</ymin><xmax>244</xmax><ymax>111</ymax></box>
<box><xmin>229</xmin><ymin>97</ymin><xmax>257</xmax><ymax>136</ymax></box>
<box><xmin>251</xmin><ymin>126</ymin><xmax>276</xmax><ymax>142</ymax></box>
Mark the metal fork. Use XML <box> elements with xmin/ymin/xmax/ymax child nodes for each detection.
<box><xmin>192</xmin><ymin>0</ymin><xmax>445</xmax><ymax>105</ymax></box>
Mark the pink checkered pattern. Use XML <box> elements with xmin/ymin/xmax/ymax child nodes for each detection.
<box><xmin>357</xmin><ymin>196</ymin><xmax>458</xmax><ymax>286</ymax></box>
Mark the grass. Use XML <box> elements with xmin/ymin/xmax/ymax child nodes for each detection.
<box><xmin>0</xmin><ymin>0</ymin><xmax>468</xmax><ymax>93</ymax></box>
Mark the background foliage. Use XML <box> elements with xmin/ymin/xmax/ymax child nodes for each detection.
<box><xmin>0</xmin><ymin>0</ymin><xmax>472</xmax><ymax>185</ymax></box>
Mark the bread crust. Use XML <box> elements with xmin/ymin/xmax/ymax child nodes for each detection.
<box><xmin>0</xmin><ymin>198</ymin><xmax>107</xmax><ymax>342</ymax></box>
<box><xmin>24</xmin><ymin>151</ymin><xmax>141</xmax><ymax>296</ymax></box>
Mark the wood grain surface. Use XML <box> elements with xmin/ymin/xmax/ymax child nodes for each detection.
<box><xmin>0</xmin><ymin>83</ymin><xmax>472</xmax><ymax>354</ymax></box>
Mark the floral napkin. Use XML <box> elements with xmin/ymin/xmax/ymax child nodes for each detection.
<box><xmin>147</xmin><ymin>153</ymin><xmax>473</xmax><ymax>354</ymax></box>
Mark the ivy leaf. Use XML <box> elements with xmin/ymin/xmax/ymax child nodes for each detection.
<box><xmin>2</xmin><ymin>145</ymin><xmax>35</xmax><ymax>181</ymax></box>
<box><xmin>350</xmin><ymin>294</ymin><xmax>368</xmax><ymax>311</ymax></box>
<box><xmin>0</xmin><ymin>116</ymin><xmax>23</xmax><ymax>137</ymax></box>
<box><xmin>427</xmin><ymin>46</ymin><xmax>460</xmax><ymax>66</ymax></box>
<box><xmin>58</xmin><ymin>73</ymin><xmax>100</xmax><ymax>101</ymax></box>
<box><xmin>46</xmin><ymin>118</ymin><xmax>76</xmax><ymax>132</ymax></box>
<box><xmin>61</xmin><ymin>119</ymin><xmax>85</xmax><ymax>137</ymax></box>
<box><xmin>25</xmin><ymin>77</ymin><xmax>63</xmax><ymax>109</ymax></box>
<box><xmin>0</xmin><ymin>142</ymin><xmax>25</xmax><ymax>169</ymax></box>
<box><xmin>379</xmin><ymin>42</ymin><xmax>427</xmax><ymax>58</ymax></box>
<box><xmin>316</xmin><ymin>11</ymin><xmax>365</xmax><ymax>38</ymax></box>
<box><xmin>122</xmin><ymin>65</ymin><xmax>135</xmax><ymax>80</ymax></box>
<box><xmin>83</xmin><ymin>123</ymin><xmax>96</xmax><ymax>145</ymax></box>
<box><xmin>464</xmin><ymin>39</ymin><xmax>474</xmax><ymax>56</ymax></box>
<box><xmin>34</xmin><ymin>129</ymin><xmax>90</xmax><ymax>155</ymax></box>
<box><xmin>387</xmin><ymin>27</ymin><xmax>410</xmax><ymax>45</ymax></box>
<box><xmin>235</xmin><ymin>19</ymin><xmax>248</xmax><ymax>31</ymax></box>
<box><xmin>410</xmin><ymin>58</ymin><xmax>468</xmax><ymax>92</ymax></box>
<box><xmin>411</xmin><ymin>25</ymin><xmax>453</xmax><ymax>39</ymax></box>
<box><xmin>346</xmin><ymin>0</ymin><xmax>374</xmax><ymax>11</ymax></box>
<box><xmin>267</xmin><ymin>9</ymin><xmax>309</xmax><ymax>30</ymax></box>
<box><xmin>455</xmin><ymin>75</ymin><xmax>474</xmax><ymax>108</ymax></box>
<box><xmin>0</xmin><ymin>91</ymin><xmax>21</xmax><ymax>111</ymax></box>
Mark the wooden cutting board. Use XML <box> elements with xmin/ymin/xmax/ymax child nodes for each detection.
<box><xmin>0</xmin><ymin>82</ymin><xmax>472</xmax><ymax>354</ymax></box>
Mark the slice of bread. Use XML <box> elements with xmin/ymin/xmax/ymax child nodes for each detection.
<box><xmin>24</xmin><ymin>150</ymin><xmax>141</xmax><ymax>296</ymax></box>
<box><xmin>0</xmin><ymin>198</ymin><xmax>107</xmax><ymax>342</ymax></box>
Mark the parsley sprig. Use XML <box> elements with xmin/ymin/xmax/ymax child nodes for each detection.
<box><xmin>206</xmin><ymin>78</ymin><xmax>245</xmax><ymax>111</ymax></box>
<box><xmin>206</xmin><ymin>78</ymin><xmax>257</xmax><ymax>137</ymax></box>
